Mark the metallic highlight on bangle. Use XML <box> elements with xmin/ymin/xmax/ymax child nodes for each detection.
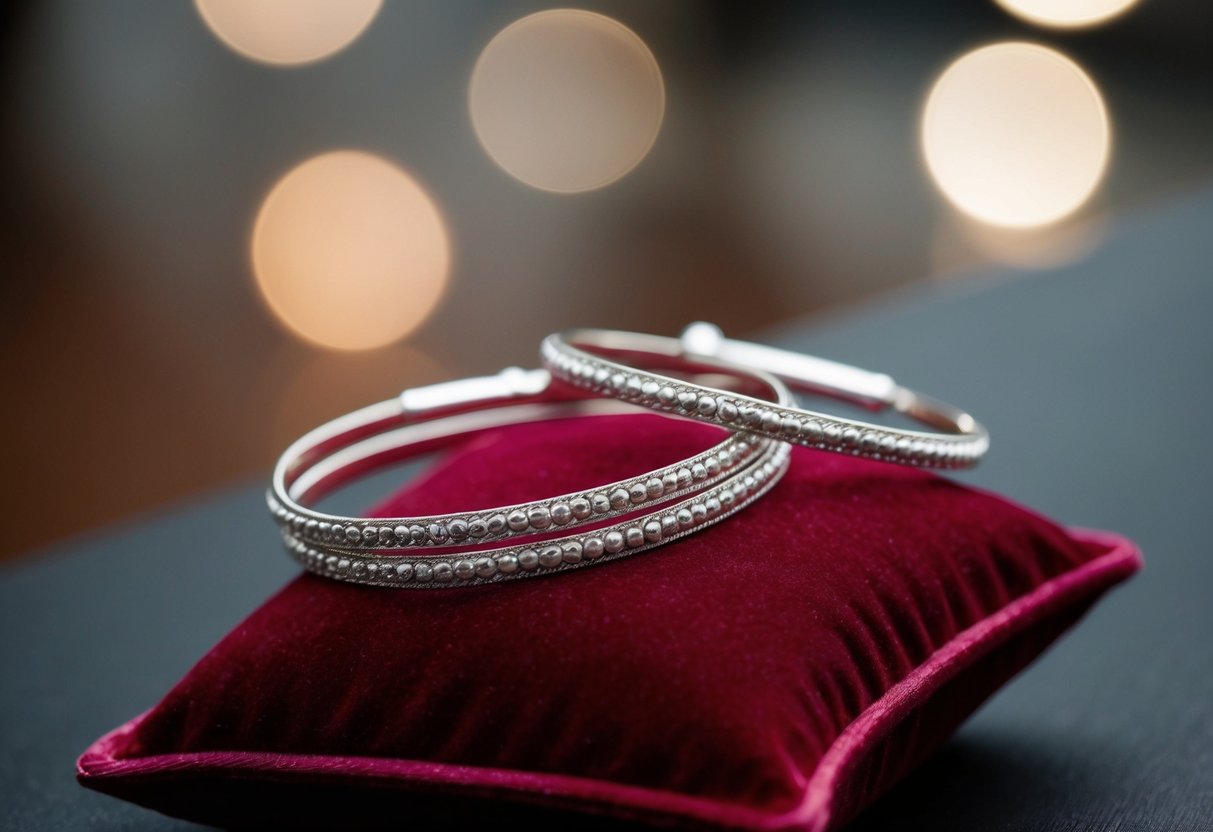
<box><xmin>541</xmin><ymin>323</ymin><xmax>989</xmax><ymax>469</ymax></box>
<box><xmin>284</xmin><ymin>440</ymin><xmax>790</xmax><ymax>589</ymax></box>
<box><xmin>270</xmin><ymin>370</ymin><xmax>784</xmax><ymax>551</ymax></box>
<box><xmin>268</xmin><ymin>365</ymin><xmax>794</xmax><ymax>587</ymax></box>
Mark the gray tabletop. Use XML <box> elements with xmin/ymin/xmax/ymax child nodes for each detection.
<box><xmin>4</xmin><ymin>185</ymin><xmax>1212</xmax><ymax>830</ymax></box>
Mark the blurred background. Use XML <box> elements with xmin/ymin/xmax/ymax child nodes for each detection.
<box><xmin>1</xmin><ymin>0</ymin><xmax>1210</xmax><ymax>562</ymax></box>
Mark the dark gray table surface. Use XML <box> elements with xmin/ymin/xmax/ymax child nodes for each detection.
<box><xmin>4</xmin><ymin>186</ymin><xmax>1213</xmax><ymax>830</ymax></box>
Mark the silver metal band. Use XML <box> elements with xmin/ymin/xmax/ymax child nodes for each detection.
<box><xmin>541</xmin><ymin>323</ymin><xmax>989</xmax><ymax>469</ymax></box>
<box><xmin>269</xmin><ymin>368</ymin><xmax>785</xmax><ymax>551</ymax></box>
<box><xmin>268</xmin><ymin>365</ymin><xmax>794</xmax><ymax>587</ymax></box>
<box><xmin>284</xmin><ymin>439</ymin><xmax>790</xmax><ymax>589</ymax></box>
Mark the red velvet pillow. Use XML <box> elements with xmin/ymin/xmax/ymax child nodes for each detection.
<box><xmin>77</xmin><ymin>414</ymin><xmax>1140</xmax><ymax>831</ymax></box>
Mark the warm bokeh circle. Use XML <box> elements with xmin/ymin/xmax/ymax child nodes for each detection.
<box><xmin>921</xmin><ymin>42</ymin><xmax>1110</xmax><ymax>228</ymax></box>
<box><xmin>252</xmin><ymin>151</ymin><xmax>450</xmax><ymax>351</ymax></box>
<box><xmin>469</xmin><ymin>9</ymin><xmax>665</xmax><ymax>193</ymax></box>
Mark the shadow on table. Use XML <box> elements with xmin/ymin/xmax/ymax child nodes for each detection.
<box><xmin>849</xmin><ymin>726</ymin><xmax>1129</xmax><ymax>831</ymax></box>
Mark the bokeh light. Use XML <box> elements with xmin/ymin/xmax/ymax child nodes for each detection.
<box><xmin>994</xmin><ymin>0</ymin><xmax>1139</xmax><ymax>29</ymax></box>
<box><xmin>195</xmin><ymin>0</ymin><xmax>382</xmax><ymax>66</ymax></box>
<box><xmin>921</xmin><ymin>42</ymin><xmax>1110</xmax><ymax>228</ymax></box>
<box><xmin>252</xmin><ymin>150</ymin><xmax>450</xmax><ymax>351</ymax></box>
<box><xmin>469</xmin><ymin>9</ymin><xmax>665</xmax><ymax>193</ymax></box>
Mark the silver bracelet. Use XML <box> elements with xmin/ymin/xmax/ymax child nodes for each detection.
<box><xmin>269</xmin><ymin>368</ymin><xmax>786</xmax><ymax>550</ymax></box>
<box><xmin>284</xmin><ymin>438</ymin><xmax>789</xmax><ymax>588</ymax></box>
<box><xmin>541</xmin><ymin>323</ymin><xmax>989</xmax><ymax>469</ymax></box>
<box><xmin>268</xmin><ymin>366</ymin><xmax>794</xmax><ymax>587</ymax></box>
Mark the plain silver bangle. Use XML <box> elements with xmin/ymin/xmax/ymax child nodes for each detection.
<box><xmin>541</xmin><ymin>323</ymin><xmax>989</xmax><ymax>469</ymax></box>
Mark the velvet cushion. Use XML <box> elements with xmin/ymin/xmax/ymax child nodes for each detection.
<box><xmin>77</xmin><ymin>414</ymin><xmax>1140</xmax><ymax>831</ymax></box>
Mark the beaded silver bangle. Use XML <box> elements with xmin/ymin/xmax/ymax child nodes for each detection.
<box><xmin>284</xmin><ymin>439</ymin><xmax>790</xmax><ymax>589</ymax></box>
<box><xmin>541</xmin><ymin>323</ymin><xmax>989</xmax><ymax>469</ymax></box>
<box><xmin>270</xmin><ymin>368</ymin><xmax>787</xmax><ymax>551</ymax></box>
<box><xmin>269</xmin><ymin>366</ymin><xmax>794</xmax><ymax>587</ymax></box>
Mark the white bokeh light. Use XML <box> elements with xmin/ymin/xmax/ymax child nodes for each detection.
<box><xmin>995</xmin><ymin>0</ymin><xmax>1139</xmax><ymax>29</ymax></box>
<box><xmin>921</xmin><ymin>42</ymin><xmax>1110</xmax><ymax>228</ymax></box>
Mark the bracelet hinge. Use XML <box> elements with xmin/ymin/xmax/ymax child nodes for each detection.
<box><xmin>400</xmin><ymin>367</ymin><xmax>549</xmax><ymax>415</ymax></box>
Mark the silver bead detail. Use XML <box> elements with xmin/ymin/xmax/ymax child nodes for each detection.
<box><xmin>467</xmin><ymin>518</ymin><xmax>489</xmax><ymax>538</ymax></box>
<box><xmin>414</xmin><ymin>563</ymin><xmax>433</xmax><ymax>582</ymax></box>
<box><xmin>625</xmin><ymin>527</ymin><xmax>645</xmax><ymax>548</ymax></box>
<box><xmin>507</xmin><ymin>510</ymin><xmax>529</xmax><ymax>532</ymax></box>
<box><xmin>496</xmin><ymin>554</ymin><xmax>519</xmax><ymax>574</ymax></box>
<box><xmin>696</xmin><ymin>396</ymin><xmax>717</xmax><ymax>416</ymax></box>
<box><xmin>518</xmin><ymin>549</ymin><xmax>540</xmax><ymax>571</ymax></box>
<box><xmin>604</xmin><ymin>531</ymin><xmax>626</xmax><ymax>553</ymax></box>
<box><xmin>591</xmin><ymin>493</ymin><xmax>611</xmax><ymax>513</ymax></box>
<box><xmin>643</xmin><ymin>521</ymin><xmax>662</xmax><ymax>542</ymax></box>
<box><xmin>629</xmin><ymin>482</ymin><xmax>647</xmax><ymax>504</ymax></box>
<box><xmin>454</xmin><ymin>559</ymin><xmax>476</xmax><ymax>580</ymax></box>
<box><xmin>395</xmin><ymin>562</ymin><xmax>413</xmax><ymax>581</ymax></box>
<box><xmin>432</xmin><ymin>563</ymin><xmax>453</xmax><ymax>582</ymax></box>
<box><xmin>550</xmin><ymin>503</ymin><xmax>573</xmax><ymax>525</ymax></box>
<box><xmin>609</xmin><ymin>488</ymin><xmax>630</xmax><ymax>509</ymax></box>
<box><xmin>583</xmin><ymin>537</ymin><xmax>605</xmax><ymax>559</ymax></box>
<box><xmin>718</xmin><ymin>401</ymin><xmax>738</xmax><ymax>422</ymax></box>
<box><xmin>676</xmin><ymin>508</ymin><xmax>694</xmax><ymax>527</ymax></box>
<box><xmin>486</xmin><ymin>514</ymin><xmax>508</xmax><ymax>535</ymax></box>
<box><xmin>570</xmin><ymin>497</ymin><xmax>592</xmax><ymax>519</ymax></box>
<box><xmin>645</xmin><ymin>477</ymin><xmax>664</xmax><ymax>498</ymax></box>
<box><xmin>562</xmin><ymin>542</ymin><xmax>583</xmax><ymax>564</ymax></box>
<box><xmin>474</xmin><ymin>557</ymin><xmax>497</xmax><ymax>578</ymax></box>
<box><xmin>527</xmin><ymin>506</ymin><xmax>552</xmax><ymax>530</ymax></box>
<box><xmin>448</xmin><ymin>519</ymin><xmax>469</xmax><ymax>541</ymax></box>
<box><xmin>538</xmin><ymin>546</ymin><xmax>563</xmax><ymax>568</ymax></box>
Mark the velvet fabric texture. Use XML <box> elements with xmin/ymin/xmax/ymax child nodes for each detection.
<box><xmin>78</xmin><ymin>414</ymin><xmax>1140</xmax><ymax>831</ymax></box>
